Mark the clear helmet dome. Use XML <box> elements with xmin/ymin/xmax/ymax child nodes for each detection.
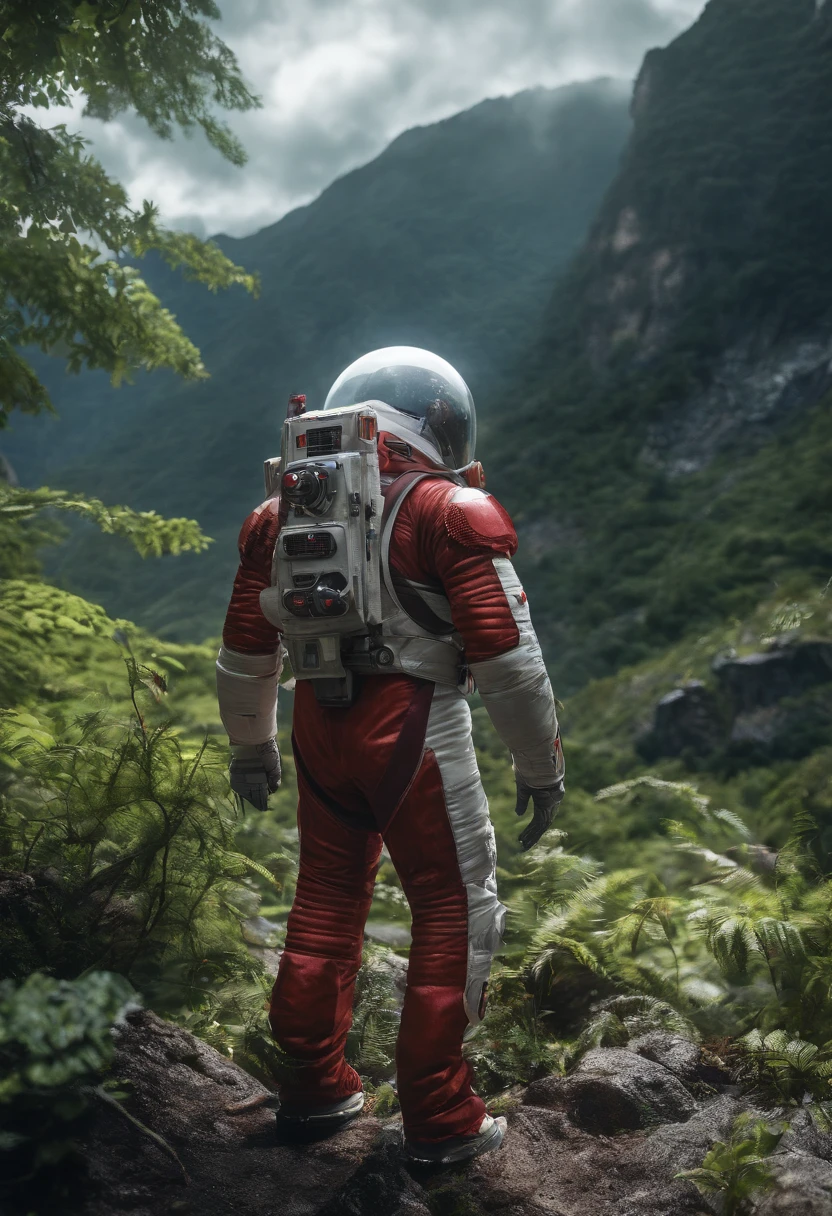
<box><xmin>323</xmin><ymin>346</ymin><xmax>476</xmax><ymax>469</ymax></box>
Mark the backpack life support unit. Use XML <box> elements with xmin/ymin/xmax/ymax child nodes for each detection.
<box><xmin>259</xmin><ymin>401</ymin><xmax>467</xmax><ymax>707</ymax></box>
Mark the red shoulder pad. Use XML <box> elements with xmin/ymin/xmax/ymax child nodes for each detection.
<box><xmin>238</xmin><ymin>497</ymin><xmax>281</xmax><ymax>561</ymax></box>
<box><xmin>444</xmin><ymin>489</ymin><xmax>518</xmax><ymax>556</ymax></box>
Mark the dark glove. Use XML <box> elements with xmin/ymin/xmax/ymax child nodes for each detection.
<box><xmin>514</xmin><ymin>735</ymin><xmax>565</xmax><ymax>851</ymax></box>
<box><xmin>229</xmin><ymin>739</ymin><xmax>281</xmax><ymax>812</ymax></box>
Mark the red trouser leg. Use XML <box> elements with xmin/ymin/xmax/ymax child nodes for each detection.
<box><xmin>269</xmin><ymin>768</ymin><xmax>382</xmax><ymax>1107</ymax></box>
<box><xmin>270</xmin><ymin>677</ymin><xmax>488</xmax><ymax>1138</ymax></box>
<box><xmin>383</xmin><ymin>751</ymin><xmax>486</xmax><ymax>1142</ymax></box>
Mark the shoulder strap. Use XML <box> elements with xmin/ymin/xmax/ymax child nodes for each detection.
<box><xmin>380</xmin><ymin>471</ymin><xmax>457</xmax><ymax>634</ymax></box>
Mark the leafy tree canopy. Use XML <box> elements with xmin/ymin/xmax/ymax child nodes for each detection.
<box><xmin>0</xmin><ymin>0</ymin><xmax>261</xmax><ymax>424</ymax></box>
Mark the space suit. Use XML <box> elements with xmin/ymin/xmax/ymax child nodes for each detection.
<box><xmin>217</xmin><ymin>348</ymin><xmax>564</xmax><ymax>1163</ymax></box>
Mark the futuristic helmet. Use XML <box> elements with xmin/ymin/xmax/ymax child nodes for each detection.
<box><xmin>323</xmin><ymin>346</ymin><xmax>476</xmax><ymax>470</ymax></box>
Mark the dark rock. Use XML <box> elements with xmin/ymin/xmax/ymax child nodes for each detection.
<box><xmin>729</xmin><ymin>685</ymin><xmax>832</xmax><ymax>763</ymax></box>
<box><xmin>27</xmin><ymin>1010</ymin><xmax>827</xmax><ymax>1216</ymax></box>
<box><xmin>714</xmin><ymin>644</ymin><xmax>832</xmax><ymax>714</ymax></box>
<box><xmin>780</xmin><ymin>1110</ymin><xmax>832</xmax><ymax>1165</ymax></box>
<box><xmin>627</xmin><ymin>1032</ymin><xmax>701</xmax><ymax>1082</ymax></box>
<box><xmin>756</xmin><ymin>1152</ymin><xmax>832</xmax><ymax>1215</ymax></box>
<box><xmin>635</xmin><ymin>1095</ymin><xmax>741</xmax><ymax>1174</ymax></box>
<box><xmin>318</xmin><ymin>1132</ymin><xmax>428</xmax><ymax>1216</ymax></box>
<box><xmin>79</xmin><ymin>1009</ymin><xmax>382</xmax><ymax>1216</ymax></box>
<box><xmin>523</xmin><ymin>1047</ymin><xmax>697</xmax><ymax>1134</ymax></box>
<box><xmin>637</xmin><ymin>682</ymin><xmax>726</xmax><ymax>760</ymax></box>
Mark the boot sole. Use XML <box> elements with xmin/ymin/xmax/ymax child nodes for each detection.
<box><xmin>275</xmin><ymin>1091</ymin><xmax>365</xmax><ymax>1131</ymax></box>
<box><xmin>404</xmin><ymin>1116</ymin><xmax>506</xmax><ymax>1165</ymax></box>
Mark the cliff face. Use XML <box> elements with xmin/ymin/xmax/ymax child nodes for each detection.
<box><xmin>575</xmin><ymin>0</ymin><xmax>832</xmax><ymax>375</ymax></box>
<box><xmin>484</xmin><ymin>0</ymin><xmax>832</xmax><ymax>689</ymax></box>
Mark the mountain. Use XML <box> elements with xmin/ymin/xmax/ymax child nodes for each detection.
<box><xmin>1</xmin><ymin>79</ymin><xmax>631</xmax><ymax>639</ymax></box>
<box><xmin>486</xmin><ymin>0</ymin><xmax>832</xmax><ymax>691</ymax></box>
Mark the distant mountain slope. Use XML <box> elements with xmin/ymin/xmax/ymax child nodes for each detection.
<box><xmin>485</xmin><ymin>0</ymin><xmax>832</xmax><ymax>691</ymax></box>
<box><xmin>2</xmin><ymin>80</ymin><xmax>631</xmax><ymax>638</ymax></box>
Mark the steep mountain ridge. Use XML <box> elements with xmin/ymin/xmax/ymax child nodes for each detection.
<box><xmin>2</xmin><ymin>79</ymin><xmax>631</xmax><ymax>638</ymax></box>
<box><xmin>485</xmin><ymin>0</ymin><xmax>832</xmax><ymax>690</ymax></box>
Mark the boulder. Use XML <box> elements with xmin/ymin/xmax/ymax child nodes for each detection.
<box><xmin>79</xmin><ymin>1010</ymin><xmax>382</xmax><ymax>1216</ymax></box>
<box><xmin>780</xmin><ymin>1109</ymin><xmax>832</xmax><ymax>1164</ymax></box>
<box><xmin>627</xmin><ymin>1032</ymin><xmax>702</xmax><ymax>1082</ymax></box>
<box><xmin>635</xmin><ymin>1095</ymin><xmax>741</xmax><ymax>1175</ymax></box>
<box><xmin>714</xmin><ymin>644</ymin><xmax>832</xmax><ymax>714</ymax></box>
<box><xmin>729</xmin><ymin>685</ymin><xmax>832</xmax><ymax>762</ymax></box>
<box><xmin>756</xmin><ymin>1152</ymin><xmax>832</xmax><ymax>1215</ymax></box>
<box><xmin>523</xmin><ymin>1047</ymin><xmax>697</xmax><ymax>1134</ymax></box>
<box><xmin>637</xmin><ymin>681</ymin><xmax>726</xmax><ymax>760</ymax></box>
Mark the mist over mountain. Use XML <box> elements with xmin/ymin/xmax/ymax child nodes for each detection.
<box><xmin>2</xmin><ymin>79</ymin><xmax>631</xmax><ymax>638</ymax></box>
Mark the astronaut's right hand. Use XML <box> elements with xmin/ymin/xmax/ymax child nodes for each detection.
<box><xmin>229</xmin><ymin>739</ymin><xmax>282</xmax><ymax>812</ymax></box>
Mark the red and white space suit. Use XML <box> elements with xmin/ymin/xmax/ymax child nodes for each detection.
<box><xmin>217</xmin><ymin>348</ymin><xmax>563</xmax><ymax>1161</ymax></box>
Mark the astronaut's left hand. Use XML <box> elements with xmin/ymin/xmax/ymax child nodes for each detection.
<box><xmin>229</xmin><ymin>738</ymin><xmax>282</xmax><ymax>812</ymax></box>
<box><xmin>514</xmin><ymin>776</ymin><xmax>565</xmax><ymax>850</ymax></box>
<box><xmin>513</xmin><ymin>734</ymin><xmax>565</xmax><ymax>851</ymax></box>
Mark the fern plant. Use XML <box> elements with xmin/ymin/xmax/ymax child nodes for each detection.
<box><xmin>524</xmin><ymin>781</ymin><xmax>832</xmax><ymax>1047</ymax></box>
<box><xmin>737</xmin><ymin>1029</ymin><xmax>832</xmax><ymax>1127</ymax></box>
<box><xmin>346</xmin><ymin>945</ymin><xmax>403</xmax><ymax>1084</ymax></box>
<box><xmin>677</xmin><ymin>1114</ymin><xmax>783</xmax><ymax>1215</ymax></box>
<box><xmin>0</xmin><ymin>657</ymin><xmax>278</xmax><ymax>1014</ymax></box>
<box><xmin>572</xmin><ymin>994</ymin><xmax>698</xmax><ymax>1060</ymax></box>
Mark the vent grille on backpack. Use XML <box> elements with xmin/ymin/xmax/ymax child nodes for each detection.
<box><xmin>283</xmin><ymin>531</ymin><xmax>337</xmax><ymax>558</ymax></box>
<box><xmin>306</xmin><ymin>425</ymin><xmax>342</xmax><ymax>456</ymax></box>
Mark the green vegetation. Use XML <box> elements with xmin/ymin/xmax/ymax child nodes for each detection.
<box><xmin>0</xmin><ymin>0</ymin><xmax>258</xmax><ymax>419</ymax></box>
<box><xmin>677</xmin><ymin>1114</ymin><xmax>783</xmax><ymax>1216</ymax></box>
<box><xmin>0</xmin><ymin>970</ymin><xmax>137</xmax><ymax>1196</ymax></box>
<box><xmin>0</xmin><ymin>0</ymin><xmax>257</xmax><ymax>605</ymax></box>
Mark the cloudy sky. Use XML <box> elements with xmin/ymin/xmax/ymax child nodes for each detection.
<box><xmin>63</xmin><ymin>0</ymin><xmax>706</xmax><ymax>239</ymax></box>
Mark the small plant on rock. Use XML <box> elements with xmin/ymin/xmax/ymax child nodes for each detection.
<box><xmin>736</xmin><ymin>1028</ymin><xmax>832</xmax><ymax>1128</ymax></box>
<box><xmin>677</xmin><ymin>1113</ymin><xmax>784</xmax><ymax>1215</ymax></box>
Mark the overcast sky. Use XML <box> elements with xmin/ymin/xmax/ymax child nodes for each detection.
<box><xmin>62</xmin><ymin>0</ymin><xmax>706</xmax><ymax>240</ymax></box>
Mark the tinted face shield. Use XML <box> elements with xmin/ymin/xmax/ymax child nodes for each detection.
<box><xmin>324</xmin><ymin>346</ymin><xmax>476</xmax><ymax>469</ymax></box>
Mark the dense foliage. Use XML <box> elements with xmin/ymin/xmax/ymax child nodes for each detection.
<box><xmin>0</xmin><ymin>969</ymin><xmax>137</xmax><ymax>1198</ymax></box>
<box><xmin>0</xmin><ymin>0</ymin><xmax>258</xmax><ymax>591</ymax></box>
<box><xmin>0</xmin><ymin>0</ymin><xmax>259</xmax><ymax>420</ymax></box>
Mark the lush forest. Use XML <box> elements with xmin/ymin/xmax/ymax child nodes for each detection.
<box><xmin>2</xmin><ymin>0</ymin><xmax>832</xmax><ymax>1212</ymax></box>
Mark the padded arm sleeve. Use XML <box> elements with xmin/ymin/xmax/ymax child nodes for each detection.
<box><xmin>222</xmin><ymin>498</ymin><xmax>282</xmax><ymax>656</ymax></box>
<box><xmin>216</xmin><ymin>645</ymin><xmax>282</xmax><ymax>745</ymax></box>
<box><xmin>468</xmin><ymin>558</ymin><xmax>561</xmax><ymax>788</ymax></box>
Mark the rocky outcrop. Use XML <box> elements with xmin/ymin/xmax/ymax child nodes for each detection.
<box><xmin>62</xmin><ymin>1012</ymin><xmax>832</xmax><ymax>1216</ymax></box>
<box><xmin>637</xmin><ymin>681</ymin><xmax>726</xmax><ymax>760</ymax></box>
<box><xmin>523</xmin><ymin>1047</ymin><xmax>697</xmax><ymax>1133</ymax></box>
<box><xmin>639</xmin><ymin>641</ymin><xmax>832</xmax><ymax>763</ymax></box>
<box><xmin>79</xmin><ymin>1010</ymin><xmax>379</xmax><ymax>1216</ymax></box>
<box><xmin>641</xmin><ymin>330</ymin><xmax>832</xmax><ymax>477</ymax></box>
<box><xmin>714</xmin><ymin>644</ymin><xmax>832</xmax><ymax>713</ymax></box>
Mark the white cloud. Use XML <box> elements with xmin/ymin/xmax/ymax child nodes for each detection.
<box><xmin>42</xmin><ymin>0</ymin><xmax>707</xmax><ymax>239</ymax></box>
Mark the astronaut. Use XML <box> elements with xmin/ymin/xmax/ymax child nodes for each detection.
<box><xmin>217</xmin><ymin>347</ymin><xmax>564</xmax><ymax>1165</ymax></box>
